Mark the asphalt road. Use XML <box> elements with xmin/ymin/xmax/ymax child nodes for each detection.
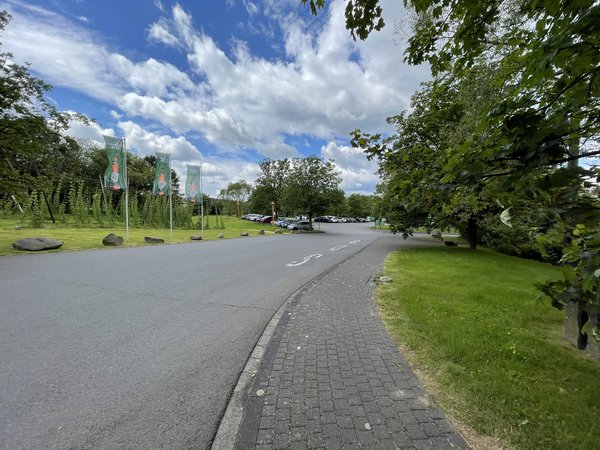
<box><xmin>0</xmin><ymin>223</ymin><xmax>393</xmax><ymax>449</ymax></box>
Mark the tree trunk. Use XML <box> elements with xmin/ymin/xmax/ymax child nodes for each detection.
<box><xmin>466</xmin><ymin>216</ymin><xmax>477</xmax><ymax>250</ymax></box>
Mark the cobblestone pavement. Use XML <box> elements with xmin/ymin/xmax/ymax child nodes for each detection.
<box><xmin>233</xmin><ymin>237</ymin><xmax>470</xmax><ymax>449</ymax></box>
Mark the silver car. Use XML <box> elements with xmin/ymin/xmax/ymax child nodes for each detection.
<box><xmin>287</xmin><ymin>220</ymin><xmax>311</xmax><ymax>231</ymax></box>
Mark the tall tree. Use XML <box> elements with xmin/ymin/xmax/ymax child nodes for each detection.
<box><xmin>347</xmin><ymin>193</ymin><xmax>376</xmax><ymax>218</ymax></box>
<box><xmin>305</xmin><ymin>1</ymin><xmax>600</xmax><ymax>309</ymax></box>
<box><xmin>281</xmin><ymin>156</ymin><xmax>341</xmax><ymax>228</ymax></box>
<box><xmin>0</xmin><ymin>11</ymin><xmax>88</xmax><ymax>203</ymax></box>
<box><xmin>254</xmin><ymin>158</ymin><xmax>290</xmax><ymax>212</ymax></box>
<box><xmin>221</xmin><ymin>179</ymin><xmax>254</xmax><ymax>217</ymax></box>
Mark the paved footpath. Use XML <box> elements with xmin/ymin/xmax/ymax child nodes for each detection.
<box><xmin>228</xmin><ymin>236</ymin><xmax>470</xmax><ymax>449</ymax></box>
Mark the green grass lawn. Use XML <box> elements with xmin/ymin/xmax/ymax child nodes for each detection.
<box><xmin>0</xmin><ymin>215</ymin><xmax>283</xmax><ymax>256</ymax></box>
<box><xmin>377</xmin><ymin>246</ymin><xmax>600</xmax><ymax>450</ymax></box>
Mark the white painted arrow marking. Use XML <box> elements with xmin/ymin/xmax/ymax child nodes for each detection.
<box><xmin>330</xmin><ymin>240</ymin><xmax>361</xmax><ymax>251</ymax></box>
<box><xmin>330</xmin><ymin>244</ymin><xmax>347</xmax><ymax>251</ymax></box>
<box><xmin>286</xmin><ymin>254</ymin><xmax>323</xmax><ymax>267</ymax></box>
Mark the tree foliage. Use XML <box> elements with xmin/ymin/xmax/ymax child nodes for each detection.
<box><xmin>220</xmin><ymin>179</ymin><xmax>254</xmax><ymax>217</ymax></box>
<box><xmin>0</xmin><ymin>11</ymin><xmax>89</xmax><ymax>199</ymax></box>
<box><xmin>281</xmin><ymin>156</ymin><xmax>341</xmax><ymax>227</ymax></box>
<box><xmin>301</xmin><ymin>0</ymin><xmax>385</xmax><ymax>40</ymax></box>
<box><xmin>304</xmin><ymin>1</ymin><xmax>600</xmax><ymax>307</ymax></box>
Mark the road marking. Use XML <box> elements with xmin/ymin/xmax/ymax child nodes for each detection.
<box><xmin>286</xmin><ymin>254</ymin><xmax>322</xmax><ymax>267</ymax></box>
<box><xmin>330</xmin><ymin>244</ymin><xmax>347</xmax><ymax>251</ymax></box>
<box><xmin>330</xmin><ymin>240</ymin><xmax>362</xmax><ymax>251</ymax></box>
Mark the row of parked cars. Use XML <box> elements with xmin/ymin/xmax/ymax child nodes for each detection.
<box><xmin>314</xmin><ymin>216</ymin><xmax>369</xmax><ymax>223</ymax></box>
<box><xmin>241</xmin><ymin>214</ymin><xmax>311</xmax><ymax>230</ymax></box>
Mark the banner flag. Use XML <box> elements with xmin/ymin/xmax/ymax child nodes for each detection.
<box><xmin>102</xmin><ymin>136</ymin><xmax>126</xmax><ymax>191</ymax></box>
<box><xmin>185</xmin><ymin>165</ymin><xmax>201</xmax><ymax>203</ymax></box>
<box><xmin>153</xmin><ymin>152</ymin><xmax>171</xmax><ymax>196</ymax></box>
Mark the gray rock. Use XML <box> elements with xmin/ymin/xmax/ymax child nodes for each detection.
<box><xmin>258</xmin><ymin>230</ymin><xmax>265</xmax><ymax>235</ymax></box>
<box><xmin>12</xmin><ymin>237</ymin><xmax>63</xmax><ymax>251</ymax></box>
<box><xmin>378</xmin><ymin>276</ymin><xmax>393</xmax><ymax>284</ymax></box>
<box><xmin>14</xmin><ymin>225</ymin><xmax>21</xmax><ymax>230</ymax></box>
<box><xmin>217</xmin><ymin>233</ymin><xmax>225</xmax><ymax>239</ymax></box>
<box><xmin>190</xmin><ymin>235</ymin><xmax>203</xmax><ymax>240</ymax></box>
<box><xmin>144</xmin><ymin>236</ymin><xmax>165</xmax><ymax>244</ymax></box>
<box><xmin>102</xmin><ymin>233</ymin><xmax>123</xmax><ymax>246</ymax></box>
<box><xmin>274</xmin><ymin>229</ymin><xmax>283</xmax><ymax>234</ymax></box>
<box><xmin>240</xmin><ymin>232</ymin><xmax>249</xmax><ymax>236</ymax></box>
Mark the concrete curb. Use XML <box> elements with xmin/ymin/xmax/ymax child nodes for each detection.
<box><xmin>211</xmin><ymin>239</ymin><xmax>382</xmax><ymax>449</ymax></box>
<box><xmin>210</xmin><ymin>294</ymin><xmax>289</xmax><ymax>450</ymax></box>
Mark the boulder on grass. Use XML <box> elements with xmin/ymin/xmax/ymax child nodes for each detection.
<box><xmin>103</xmin><ymin>233</ymin><xmax>123</xmax><ymax>246</ymax></box>
<box><xmin>144</xmin><ymin>236</ymin><xmax>165</xmax><ymax>244</ymax></box>
<box><xmin>217</xmin><ymin>233</ymin><xmax>225</xmax><ymax>239</ymax></box>
<box><xmin>190</xmin><ymin>235</ymin><xmax>203</xmax><ymax>241</ymax></box>
<box><xmin>240</xmin><ymin>232</ymin><xmax>249</xmax><ymax>237</ymax></box>
<box><xmin>258</xmin><ymin>230</ymin><xmax>265</xmax><ymax>235</ymax></box>
<box><xmin>12</xmin><ymin>237</ymin><xmax>63</xmax><ymax>251</ymax></box>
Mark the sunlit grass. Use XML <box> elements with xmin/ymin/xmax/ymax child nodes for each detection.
<box><xmin>377</xmin><ymin>246</ymin><xmax>600</xmax><ymax>449</ymax></box>
<box><xmin>0</xmin><ymin>215</ymin><xmax>284</xmax><ymax>255</ymax></box>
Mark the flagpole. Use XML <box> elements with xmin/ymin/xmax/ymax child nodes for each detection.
<box><xmin>200</xmin><ymin>164</ymin><xmax>204</xmax><ymax>240</ymax></box>
<box><xmin>123</xmin><ymin>137</ymin><xmax>129</xmax><ymax>241</ymax></box>
<box><xmin>169</xmin><ymin>155</ymin><xmax>173</xmax><ymax>241</ymax></box>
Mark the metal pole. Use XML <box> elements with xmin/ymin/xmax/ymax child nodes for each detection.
<box><xmin>123</xmin><ymin>138</ymin><xmax>129</xmax><ymax>241</ymax></box>
<box><xmin>169</xmin><ymin>155</ymin><xmax>173</xmax><ymax>241</ymax></box>
<box><xmin>200</xmin><ymin>164</ymin><xmax>204</xmax><ymax>239</ymax></box>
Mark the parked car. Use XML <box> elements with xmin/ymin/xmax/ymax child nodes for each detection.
<box><xmin>287</xmin><ymin>220</ymin><xmax>311</xmax><ymax>231</ymax></box>
<box><xmin>260</xmin><ymin>216</ymin><xmax>273</xmax><ymax>223</ymax></box>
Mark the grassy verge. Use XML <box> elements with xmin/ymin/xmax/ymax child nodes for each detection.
<box><xmin>0</xmin><ymin>216</ymin><xmax>283</xmax><ymax>256</ymax></box>
<box><xmin>377</xmin><ymin>245</ymin><xmax>600</xmax><ymax>450</ymax></box>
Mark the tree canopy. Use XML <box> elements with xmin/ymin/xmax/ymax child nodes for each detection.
<box><xmin>304</xmin><ymin>1</ymin><xmax>599</xmax><ymax>308</ymax></box>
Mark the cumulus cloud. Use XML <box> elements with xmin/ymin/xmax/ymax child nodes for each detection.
<box><xmin>321</xmin><ymin>141</ymin><xmax>379</xmax><ymax>194</ymax></box>
<box><xmin>65</xmin><ymin>118</ymin><xmax>115</xmax><ymax>145</ymax></box>
<box><xmin>117</xmin><ymin>121</ymin><xmax>202</xmax><ymax>163</ymax></box>
<box><xmin>2</xmin><ymin>0</ymin><xmax>426</xmax><ymax>194</ymax></box>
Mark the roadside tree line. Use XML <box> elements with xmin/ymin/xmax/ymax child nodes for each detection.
<box><xmin>218</xmin><ymin>157</ymin><xmax>381</xmax><ymax>226</ymax></box>
<box><xmin>304</xmin><ymin>1</ymin><xmax>599</xmax><ymax>332</ymax></box>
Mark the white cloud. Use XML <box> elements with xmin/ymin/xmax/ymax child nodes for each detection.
<box><xmin>148</xmin><ymin>20</ymin><xmax>181</xmax><ymax>47</ymax></box>
<box><xmin>243</xmin><ymin>0</ymin><xmax>259</xmax><ymax>16</ymax></box>
<box><xmin>65</xmin><ymin>118</ymin><xmax>115</xmax><ymax>145</ymax></box>
<box><xmin>2</xmin><ymin>0</ymin><xmax>426</xmax><ymax>191</ymax></box>
<box><xmin>117</xmin><ymin>121</ymin><xmax>202</xmax><ymax>163</ymax></box>
<box><xmin>321</xmin><ymin>141</ymin><xmax>379</xmax><ymax>194</ymax></box>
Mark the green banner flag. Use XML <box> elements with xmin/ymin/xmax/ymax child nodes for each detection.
<box><xmin>153</xmin><ymin>152</ymin><xmax>170</xmax><ymax>196</ymax></box>
<box><xmin>185</xmin><ymin>165</ymin><xmax>201</xmax><ymax>203</ymax></box>
<box><xmin>103</xmin><ymin>136</ymin><xmax>126</xmax><ymax>191</ymax></box>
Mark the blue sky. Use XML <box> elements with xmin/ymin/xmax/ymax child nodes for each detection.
<box><xmin>1</xmin><ymin>0</ymin><xmax>430</xmax><ymax>195</ymax></box>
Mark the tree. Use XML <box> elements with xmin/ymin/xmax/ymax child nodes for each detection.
<box><xmin>281</xmin><ymin>156</ymin><xmax>341</xmax><ymax>228</ymax></box>
<box><xmin>327</xmin><ymin>188</ymin><xmax>348</xmax><ymax>217</ymax></box>
<box><xmin>304</xmin><ymin>0</ymin><xmax>600</xmax><ymax>313</ymax></box>
<box><xmin>252</xmin><ymin>158</ymin><xmax>290</xmax><ymax>214</ymax></box>
<box><xmin>347</xmin><ymin>193</ymin><xmax>376</xmax><ymax>218</ymax></box>
<box><xmin>302</xmin><ymin>0</ymin><xmax>385</xmax><ymax>40</ymax></box>
<box><xmin>0</xmin><ymin>11</ymin><xmax>89</xmax><ymax>204</ymax></box>
<box><xmin>221</xmin><ymin>179</ymin><xmax>254</xmax><ymax>217</ymax></box>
